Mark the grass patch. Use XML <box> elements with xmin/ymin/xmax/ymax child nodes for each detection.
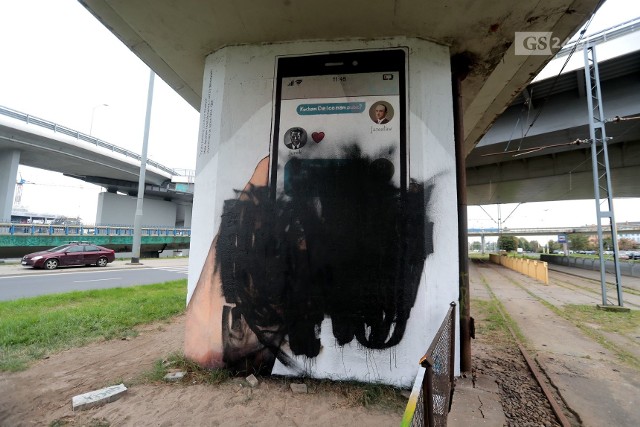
<box><xmin>471</xmin><ymin>297</ymin><xmax>524</xmax><ymax>349</ymax></box>
<box><xmin>304</xmin><ymin>378</ymin><xmax>406</xmax><ymax>410</ymax></box>
<box><xmin>50</xmin><ymin>417</ymin><xmax>110</xmax><ymax>427</ymax></box>
<box><xmin>0</xmin><ymin>280</ymin><xmax>186</xmax><ymax>372</ymax></box>
<box><xmin>468</xmin><ymin>253</ymin><xmax>490</xmax><ymax>261</ymax></box>
<box><xmin>137</xmin><ymin>353</ymin><xmax>404</xmax><ymax>411</ymax></box>
<box><xmin>475</xmin><ymin>274</ymin><xmax>529</xmax><ymax>345</ymax></box>
<box><xmin>137</xmin><ymin>352</ymin><xmax>231</xmax><ymax>386</ymax></box>
<box><xmin>500</xmin><ymin>275</ymin><xmax>640</xmax><ymax>371</ymax></box>
<box><xmin>563</xmin><ymin>304</ymin><xmax>640</xmax><ymax>335</ymax></box>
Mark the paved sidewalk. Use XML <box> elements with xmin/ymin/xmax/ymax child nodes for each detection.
<box><xmin>470</xmin><ymin>261</ymin><xmax>640</xmax><ymax>427</ymax></box>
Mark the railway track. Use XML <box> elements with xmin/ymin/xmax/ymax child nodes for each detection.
<box><xmin>471</xmin><ymin>258</ymin><xmax>574</xmax><ymax>427</ymax></box>
<box><xmin>548</xmin><ymin>268</ymin><xmax>640</xmax><ymax>309</ymax></box>
<box><xmin>472</xmin><ymin>257</ymin><xmax>640</xmax><ymax>425</ymax></box>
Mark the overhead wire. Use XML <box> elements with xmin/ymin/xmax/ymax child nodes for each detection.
<box><xmin>496</xmin><ymin>0</ymin><xmax>606</xmax><ymax>157</ymax></box>
<box><xmin>517</xmin><ymin>2</ymin><xmax>604</xmax><ymax>141</ymax></box>
<box><xmin>476</xmin><ymin>1</ymin><xmax>625</xmax><ymax>209</ymax></box>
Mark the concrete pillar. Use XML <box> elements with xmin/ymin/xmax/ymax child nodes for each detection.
<box><xmin>0</xmin><ymin>150</ymin><xmax>20</xmax><ymax>221</ymax></box>
<box><xmin>96</xmin><ymin>192</ymin><xmax>177</xmax><ymax>226</ymax></box>
<box><xmin>187</xmin><ymin>38</ymin><xmax>458</xmax><ymax>386</ymax></box>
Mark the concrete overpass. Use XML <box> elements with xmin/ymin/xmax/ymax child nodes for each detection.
<box><xmin>0</xmin><ymin>105</ymin><xmax>194</xmax><ymax>226</ymax></box>
<box><xmin>76</xmin><ymin>0</ymin><xmax>640</xmax><ymax>208</ymax></box>
<box><xmin>79</xmin><ymin>0</ymin><xmax>600</xmax><ymax>157</ymax></box>
<box><xmin>467</xmin><ymin>19</ymin><xmax>640</xmax><ymax>204</ymax></box>
<box><xmin>3</xmin><ymin>17</ymin><xmax>637</xmax><ymax>233</ymax></box>
<box><xmin>468</xmin><ymin>223</ymin><xmax>640</xmax><ymax>237</ymax></box>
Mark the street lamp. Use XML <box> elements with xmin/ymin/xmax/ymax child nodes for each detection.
<box><xmin>89</xmin><ymin>103</ymin><xmax>109</xmax><ymax>135</ymax></box>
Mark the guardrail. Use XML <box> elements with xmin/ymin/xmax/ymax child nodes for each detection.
<box><xmin>556</xmin><ymin>17</ymin><xmax>640</xmax><ymax>58</ymax></box>
<box><xmin>401</xmin><ymin>302</ymin><xmax>456</xmax><ymax>427</ymax></box>
<box><xmin>0</xmin><ymin>105</ymin><xmax>178</xmax><ymax>176</ymax></box>
<box><xmin>0</xmin><ymin>223</ymin><xmax>191</xmax><ymax>237</ymax></box>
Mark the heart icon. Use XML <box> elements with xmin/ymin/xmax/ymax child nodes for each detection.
<box><xmin>311</xmin><ymin>132</ymin><xmax>325</xmax><ymax>143</ymax></box>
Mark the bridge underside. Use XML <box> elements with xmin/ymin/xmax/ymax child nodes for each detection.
<box><xmin>80</xmin><ymin>0</ymin><xmax>600</xmax><ymax>156</ymax></box>
<box><xmin>467</xmin><ymin>136</ymin><xmax>640</xmax><ymax>205</ymax></box>
<box><xmin>466</xmin><ymin>50</ymin><xmax>640</xmax><ymax>205</ymax></box>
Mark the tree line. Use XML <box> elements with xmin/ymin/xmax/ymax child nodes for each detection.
<box><xmin>470</xmin><ymin>234</ymin><xmax>639</xmax><ymax>253</ymax></box>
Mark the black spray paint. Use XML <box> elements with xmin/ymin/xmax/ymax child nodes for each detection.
<box><xmin>216</xmin><ymin>145</ymin><xmax>434</xmax><ymax>372</ymax></box>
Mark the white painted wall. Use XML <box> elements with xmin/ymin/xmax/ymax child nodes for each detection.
<box><xmin>96</xmin><ymin>192</ymin><xmax>177</xmax><ymax>226</ymax></box>
<box><xmin>188</xmin><ymin>38</ymin><xmax>459</xmax><ymax>386</ymax></box>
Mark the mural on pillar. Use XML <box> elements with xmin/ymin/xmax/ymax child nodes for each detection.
<box><xmin>185</xmin><ymin>49</ymin><xmax>436</xmax><ymax>377</ymax></box>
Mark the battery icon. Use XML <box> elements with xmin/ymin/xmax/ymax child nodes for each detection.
<box><xmin>382</xmin><ymin>74</ymin><xmax>394</xmax><ymax>80</ymax></box>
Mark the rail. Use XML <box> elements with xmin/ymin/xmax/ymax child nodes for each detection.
<box><xmin>0</xmin><ymin>105</ymin><xmax>178</xmax><ymax>176</ymax></box>
<box><xmin>0</xmin><ymin>222</ymin><xmax>191</xmax><ymax>238</ymax></box>
<box><xmin>401</xmin><ymin>302</ymin><xmax>457</xmax><ymax>427</ymax></box>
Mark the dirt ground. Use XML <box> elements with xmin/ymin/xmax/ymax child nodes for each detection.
<box><xmin>0</xmin><ymin>257</ymin><xmax>581</xmax><ymax>426</ymax></box>
<box><xmin>0</xmin><ymin>313</ymin><xmax>560</xmax><ymax>427</ymax></box>
<box><xmin>0</xmin><ymin>315</ymin><xmax>406</xmax><ymax>427</ymax></box>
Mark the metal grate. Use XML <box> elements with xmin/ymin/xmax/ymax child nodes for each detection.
<box><xmin>429</xmin><ymin>313</ymin><xmax>454</xmax><ymax>426</ymax></box>
<box><xmin>402</xmin><ymin>302</ymin><xmax>456</xmax><ymax>427</ymax></box>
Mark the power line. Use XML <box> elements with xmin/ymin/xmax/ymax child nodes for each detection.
<box><xmin>502</xmin><ymin>1</ymin><xmax>606</xmax><ymax>153</ymax></box>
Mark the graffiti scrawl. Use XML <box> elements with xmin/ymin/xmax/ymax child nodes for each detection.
<box><xmin>186</xmin><ymin>145</ymin><xmax>434</xmax><ymax>374</ymax></box>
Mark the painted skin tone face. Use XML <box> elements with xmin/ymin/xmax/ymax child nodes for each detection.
<box><xmin>375</xmin><ymin>104</ymin><xmax>387</xmax><ymax>122</ymax></box>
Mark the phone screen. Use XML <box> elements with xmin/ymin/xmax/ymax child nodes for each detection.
<box><xmin>270</xmin><ymin>49</ymin><xmax>407</xmax><ymax>199</ymax></box>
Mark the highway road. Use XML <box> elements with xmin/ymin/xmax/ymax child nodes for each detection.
<box><xmin>0</xmin><ymin>259</ymin><xmax>189</xmax><ymax>301</ymax></box>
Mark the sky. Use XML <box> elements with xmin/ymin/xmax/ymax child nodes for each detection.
<box><xmin>0</xmin><ymin>0</ymin><xmax>199</xmax><ymax>222</ymax></box>
<box><xmin>0</xmin><ymin>0</ymin><xmax>638</xmax><ymax>229</ymax></box>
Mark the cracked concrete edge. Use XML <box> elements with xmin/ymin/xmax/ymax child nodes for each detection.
<box><xmin>448</xmin><ymin>376</ymin><xmax>506</xmax><ymax>426</ymax></box>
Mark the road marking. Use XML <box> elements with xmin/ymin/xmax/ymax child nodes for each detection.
<box><xmin>150</xmin><ymin>267</ymin><xmax>189</xmax><ymax>274</ymax></box>
<box><xmin>0</xmin><ymin>264</ymin><xmax>189</xmax><ymax>280</ymax></box>
<box><xmin>73</xmin><ymin>278</ymin><xmax>122</xmax><ymax>283</ymax></box>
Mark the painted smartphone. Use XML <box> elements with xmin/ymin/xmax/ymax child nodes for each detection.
<box><xmin>269</xmin><ymin>48</ymin><xmax>408</xmax><ymax>200</ymax></box>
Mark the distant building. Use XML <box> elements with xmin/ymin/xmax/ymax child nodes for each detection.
<box><xmin>621</xmin><ymin>233</ymin><xmax>640</xmax><ymax>243</ymax></box>
<box><xmin>10</xmin><ymin>207</ymin><xmax>60</xmax><ymax>224</ymax></box>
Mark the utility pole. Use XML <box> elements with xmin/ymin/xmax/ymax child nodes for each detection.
<box><xmin>583</xmin><ymin>43</ymin><xmax>624</xmax><ymax>307</ymax></box>
<box><xmin>130</xmin><ymin>70</ymin><xmax>155</xmax><ymax>264</ymax></box>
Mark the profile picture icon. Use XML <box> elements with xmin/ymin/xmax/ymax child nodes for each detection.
<box><xmin>284</xmin><ymin>127</ymin><xmax>307</xmax><ymax>149</ymax></box>
<box><xmin>370</xmin><ymin>101</ymin><xmax>394</xmax><ymax>125</ymax></box>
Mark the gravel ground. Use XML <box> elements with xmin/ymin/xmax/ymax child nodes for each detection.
<box><xmin>473</xmin><ymin>341</ymin><xmax>563</xmax><ymax>427</ymax></box>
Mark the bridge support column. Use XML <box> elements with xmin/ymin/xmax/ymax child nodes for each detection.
<box><xmin>0</xmin><ymin>150</ymin><xmax>20</xmax><ymax>221</ymax></box>
<box><xmin>187</xmin><ymin>39</ymin><xmax>459</xmax><ymax>385</ymax></box>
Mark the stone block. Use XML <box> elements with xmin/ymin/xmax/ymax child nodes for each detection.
<box><xmin>246</xmin><ymin>374</ymin><xmax>259</xmax><ymax>387</ymax></box>
<box><xmin>164</xmin><ymin>371</ymin><xmax>186</xmax><ymax>381</ymax></box>
<box><xmin>72</xmin><ymin>383</ymin><xmax>127</xmax><ymax>411</ymax></box>
<box><xmin>290</xmin><ymin>383</ymin><xmax>307</xmax><ymax>394</ymax></box>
